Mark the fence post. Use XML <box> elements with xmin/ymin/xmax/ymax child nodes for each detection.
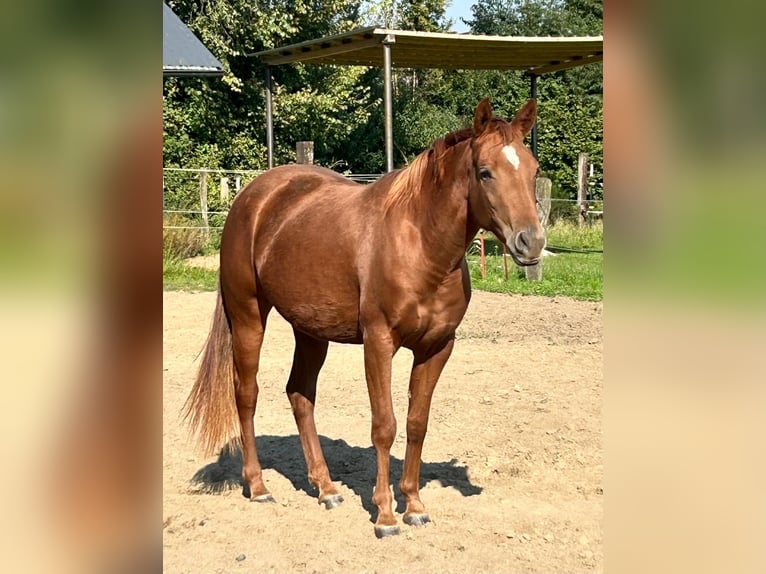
<box><xmin>480</xmin><ymin>231</ymin><xmax>486</xmax><ymax>280</ymax></box>
<box><xmin>578</xmin><ymin>152</ymin><xmax>589</xmax><ymax>226</ymax></box>
<box><xmin>220</xmin><ymin>176</ymin><xmax>230</xmax><ymax>203</ymax></box>
<box><xmin>296</xmin><ymin>141</ymin><xmax>314</xmax><ymax>164</ymax></box>
<box><xmin>525</xmin><ymin>177</ymin><xmax>552</xmax><ymax>281</ymax></box>
<box><xmin>199</xmin><ymin>169</ymin><xmax>209</xmax><ymax>235</ymax></box>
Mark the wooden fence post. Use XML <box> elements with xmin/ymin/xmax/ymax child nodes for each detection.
<box><xmin>220</xmin><ymin>176</ymin><xmax>230</xmax><ymax>203</ymax></box>
<box><xmin>525</xmin><ymin>177</ymin><xmax>552</xmax><ymax>281</ymax></box>
<box><xmin>502</xmin><ymin>243</ymin><xmax>509</xmax><ymax>280</ymax></box>
<box><xmin>296</xmin><ymin>141</ymin><xmax>314</xmax><ymax>164</ymax></box>
<box><xmin>199</xmin><ymin>169</ymin><xmax>209</xmax><ymax>235</ymax></box>
<box><xmin>578</xmin><ymin>152</ymin><xmax>589</xmax><ymax>226</ymax></box>
<box><xmin>480</xmin><ymin>231</ymin><xmax>486</xmax><ymax>279</ymax></box>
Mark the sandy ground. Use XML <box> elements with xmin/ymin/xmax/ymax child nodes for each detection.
<box><xmin>163</xmin><ymin>286</ymin><xmax>602</xmax><ymax>573</ymax></box>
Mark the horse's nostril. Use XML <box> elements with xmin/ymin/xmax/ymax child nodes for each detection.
<box><xmin>515</xmin><ymin>227</ymin><xmax>545</xmax><ymax>257</ymax></box>
<box><xmin>515</xmin><ymin>231</ymin><xmax>530</xmax><ymax>253</ymax></box>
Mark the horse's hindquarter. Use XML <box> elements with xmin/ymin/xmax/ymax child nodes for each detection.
<box><xmin>233</xmin><ymin>166</ymin><xmax>371</xmax><ymax>343</ymax></box>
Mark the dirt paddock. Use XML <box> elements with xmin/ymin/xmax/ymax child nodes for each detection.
<box><xmin>163</xmin><ymin>289</ymin><xmax>602</xmax><ymax>573</ymax></box>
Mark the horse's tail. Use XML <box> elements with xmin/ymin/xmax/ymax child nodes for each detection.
<box><xmin>182</xmin><ymin>287</ymin><xmax>241</xmax><ymax>456</ymax></box>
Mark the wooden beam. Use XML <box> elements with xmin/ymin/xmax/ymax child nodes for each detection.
<box><xmin>260</xmin><ymin>36</ymin><xmax>382</xmax><ymax>65</ymax></box>
<box><xmin>290</xmin><ymin>50</ymin><xmax>602</xmax><ymax>71</ymax></box>
<box><xmin>530</xmin><ymin>53</ymin><xmax>603</xmax><ymax>75</ymax></box>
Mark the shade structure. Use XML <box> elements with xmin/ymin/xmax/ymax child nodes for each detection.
<box><xmin>250</xmin><ymin>27</ymin><xmax>602</xmax><ymax>74</ymax></box>
<box><xmin>249</xmin><ymin>27</ymin><xmax>603</xmax><ymax>170</ymax></box>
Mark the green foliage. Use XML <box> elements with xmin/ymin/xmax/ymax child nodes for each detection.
<box><xmin>395</xmin><ymin>97</ymin><xmax>460</xmax><ymax>159</ymax></box>
<box><xmin>467</xmin><ymin>0</ymin><xmax>602</xmax><ymax>37</ymax></box>
<box><xmin>162</xmin><ymin>75</ymin><xmax>265</xmax><ymax>170</ymax></box>
<box><xmin>537</xmin><ymin>88</ymin><xmax>603</xmax><ymax>198</ymax></box>
<box><xmin>164</xmin><ymin>0</ymin><xmax>368</xmax><ymax>169</ymax></box>
<box><xmin>273</xmin><ymin>65</ymin><xmax>377</xmax><ymax>166</ymax></box>
<box><xmin>361</xmin><ymin>0</ymin><xmax>450</xmax><ymax>30</ymax></box>
<box><xmin>398</xmin><ymin>0</ymin><xmax>451</xmax><ymax>31</ymax></box>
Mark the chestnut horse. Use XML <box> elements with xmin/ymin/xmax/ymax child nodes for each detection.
<box><xmin>184</xmin><ymin>98</ymin><xmax>545</xmax><ymax>537</ymax></box>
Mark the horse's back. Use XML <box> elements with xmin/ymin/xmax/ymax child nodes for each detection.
<box><xmin>232</xmin><ymin>164</ymin><xmax>359</xmax><ymax>214</ymax></box>
<box><xmin>221</xmin><ymin>165</ymin><xmax>375</xmax><ymax>343</ymax></box>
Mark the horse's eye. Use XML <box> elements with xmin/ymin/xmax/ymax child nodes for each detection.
<box><xmin>479</xmin><ymin>168</ymin><xmax>493</xmax><ymax>181</ymax></box>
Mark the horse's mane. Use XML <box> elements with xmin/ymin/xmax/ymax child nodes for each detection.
<box><xmin>384</xmin><ymin>118</ymin><xmax>514</xmax><ymax>212</ymax></box>
<box><xmin>384</xmin><ymin>127</ymin><xmax>474</xmax><ymax>212</ymax></box>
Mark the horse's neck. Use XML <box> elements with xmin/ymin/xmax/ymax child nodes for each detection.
<box><xmin>412</xmin><ymin>142</ymin><xmax>475</xmax><ymax>273</ymax></box>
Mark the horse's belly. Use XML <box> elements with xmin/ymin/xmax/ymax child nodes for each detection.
<box><xmin>260</xmin><ymin>269</ymin><xmax>362</xmax><ymax>343</ymax></box>
<box><xmin>255</xmin><ymin>223</ymin><xmax>364</xmax><ymax>343</ymax></box>
<box><xmin>276</xmin><ymin>300</ymin><xmax>362</xmax><ymax>344</ymax></box>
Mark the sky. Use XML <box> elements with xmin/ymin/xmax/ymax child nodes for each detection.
<box><xmin>445</xmin><ymin>1</ymin><xmax>474</xmax><ymax>32</ymax></box>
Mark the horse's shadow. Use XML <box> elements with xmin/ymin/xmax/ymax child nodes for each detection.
<box><xmin>191</xmin><ymin>435</ymin><xmax>483</xmax><ymax>522</ymax></box>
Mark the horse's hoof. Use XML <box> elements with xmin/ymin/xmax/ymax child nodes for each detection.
<box><xmin>252</xmin><ymin>493</ymin><xmax>276</xmax><ymax>504</ymax></box>
<box><xmin>374</xmin><ymin>524</ymin><xmax>401</xmax><ymax>539</ymax></box>
<box><xmin>319</xmin><ymin>494</ymin><xmax>344</xmax><ymax>510</ymax></box>
<box><xmin>403</xmin><ymin>513</ymin><xmax>431</xmax><ymax>527</ymax></box>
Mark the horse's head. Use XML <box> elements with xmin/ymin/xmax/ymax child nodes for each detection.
<box><xmin>468</xmin><ymin>98</ymin><xmax>545</xmax><ymax>266</ymax></box>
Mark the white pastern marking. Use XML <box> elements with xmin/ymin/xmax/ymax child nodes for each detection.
<box><xmin>502</xmin><ymin>145</ymin><xmax>520</xmax><ymax>170</ymax></box>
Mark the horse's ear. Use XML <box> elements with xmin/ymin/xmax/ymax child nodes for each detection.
<box><xmin>473</xmin><ymin>98</ymin><xmax>493</xmax><ymax>136</ymax></box>
<box><xmin>511</xmin><ymin>99</ymin><xmax>537</xmax><ymax>137</ymax></box>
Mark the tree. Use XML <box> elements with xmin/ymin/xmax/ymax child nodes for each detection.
<box><xmin>163</xmin><ymin>0</ymin><xmax>370</xmax><ymax>169</ymax></box>
<box><xmin>467</xmin><ymin>0</ymin><xmax>601</xmax><ymax>36</ymax></box>
<box><xmin>399</xmin><ymin>0</ymin><xmax>451</xmax><ymax>31</ymax></box>
<box><xmin>162</xmin><ymin>0</ymin><xmax>602</xmax><ymax>199</ymax></box>
<box><xmin>360</xmin><ymin>0</ymin><xmax>451</xmax><ymax>30</ymax></box>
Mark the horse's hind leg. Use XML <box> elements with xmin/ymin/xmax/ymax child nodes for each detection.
<box><xmin>230</xmin><ymin>298</ymin><xmax>272</xmax><ymax>502</ymax></box>
<box><xmin>286</xmin><ymin>329</ymin><xmax>343</xmax><ymax>509</ymax></box>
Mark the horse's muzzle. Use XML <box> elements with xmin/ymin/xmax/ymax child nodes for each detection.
<box><xmin>508</xmin><ymin>226</ymin><xmax>545</xmax><ymax>266</ymax></box>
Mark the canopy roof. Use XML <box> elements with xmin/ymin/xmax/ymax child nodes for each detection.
<box><xmin>250</xmin><ymin>27</ymin><xmax>602</xmax><ymax>74</ymax></box>
<box><xmin>163</xmin><ymin>3</ymin><xmax>224</xmax><ymax>76</ymax></box>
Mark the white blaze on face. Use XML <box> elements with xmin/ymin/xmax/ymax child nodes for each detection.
<box><xmin>502</xmin><ymin>144</ymin><xmax>520</xmax><ymax>170</ymax></box>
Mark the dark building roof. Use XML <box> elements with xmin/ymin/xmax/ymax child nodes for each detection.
<box><xmin>163</xmin><ymin>3</ymin><xmax>224</xmax><ymax>77</ymax></box>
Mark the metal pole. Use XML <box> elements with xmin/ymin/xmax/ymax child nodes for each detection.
<box><xmin>265</xmin><ymin>66</ymin><xmax>274</xmax><ymax>169</ymax></box>
<box><xmin>530</xmin><ymin>73</ymin><xmax>538</xmax><ymax>159</ymax></box>
<box><xmin>382</xmin><ymin>36</ymin><xmax>395</xmax><ymax>172</ymax></box>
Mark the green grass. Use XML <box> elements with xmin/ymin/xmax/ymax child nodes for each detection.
<box><xmin>467</xmin><ymin>252</ymin><xmax>602</xmax><ymax>300</ymax></box>
<box><xmin>163</xmin><ymin>256</ymin><xmax>218</xmax><ymax>291</ymax></box>
<box><xmin>163</xmin><ymin>220</ymin><xmax>603</xmax><ymax>300</ymax></box>
<box><xmin>468</xmin><ymin>221</ymin><xmax>603</xmax><ymax>300</ymax></box>
<box><xmin>546</xmin><ymin>220</ymin><xmax>603</xmax><ymax>251</ymax></box>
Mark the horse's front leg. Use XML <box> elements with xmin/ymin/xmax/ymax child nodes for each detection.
<box><xmin>399</xmin><ymin>338</ymin><xmax>455</xmax><ymax>526</ymax></box>
<box><xmin>362</xmin><ymin>327</ymin><xmax>399</xmax><ymax>538</ymax></box>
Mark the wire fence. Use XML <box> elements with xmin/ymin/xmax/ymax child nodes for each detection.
<box><xmin>162</xmin><ymin>168</ymin><xmax>604</xmax><ymax>232</ymax></box>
